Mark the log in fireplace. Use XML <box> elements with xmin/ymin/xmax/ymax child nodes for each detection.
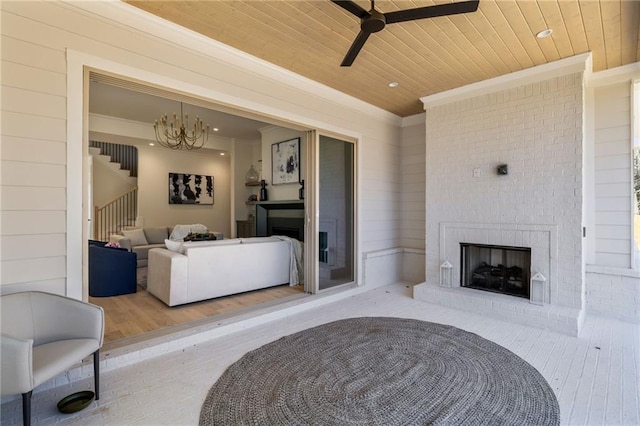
<box><xmin>460</xmin><ymin>243</ymin><xmax>531</xmax><ymax>299</ymax></box>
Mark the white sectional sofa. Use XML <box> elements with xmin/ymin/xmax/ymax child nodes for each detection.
<box><xmin>110</xmin><ymin>226</ymin><xmax>223</xmax><ymax>267</ymax></box>
<box><xmin>147</xmin><ymin>237</ymin><xmax>293</xmax><ymax>306</ymax></box>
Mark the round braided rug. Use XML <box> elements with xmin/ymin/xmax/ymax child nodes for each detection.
<box><xmin>200</xmin><ymin>317</ymin><xmax>559</xmax><ymax>425</ymax></box>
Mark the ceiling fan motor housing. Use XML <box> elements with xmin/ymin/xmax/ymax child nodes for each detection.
<box><xmin>361</xmin><ymin>9</ymin><xmax>386</xmax><ymax>33</ymax></box>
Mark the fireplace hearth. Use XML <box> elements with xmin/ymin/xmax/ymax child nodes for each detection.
<box><xmin>461</xmin><ymin>243</ymin><xmax>531</xmax><ymax>299</ymax></box>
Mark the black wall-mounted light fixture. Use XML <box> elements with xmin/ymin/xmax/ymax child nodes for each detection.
<box><xmin>497</xmin><ymin>164</ymin><xmax>508</xmax><ymax>175</ymax></box>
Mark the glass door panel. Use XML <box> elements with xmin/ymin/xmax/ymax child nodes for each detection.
<box><xmin>318</xmin><ymin>135</ymin><xmax>354</xmax><ymax>290</ymax></box>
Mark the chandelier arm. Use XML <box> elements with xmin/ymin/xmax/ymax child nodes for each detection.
<box><xmin>153</xmin><ymin>102</ymin><xmax>208</xmax><ymax>150</ymax></box>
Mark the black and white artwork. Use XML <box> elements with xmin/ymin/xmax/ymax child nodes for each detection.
<box><xmin>272</xmin><ymin>137</ymin><xmax>300</xmax><ymax>185</ymax></box>
<box><xmin>168</xmin><ymin>173</ymin><xmax>214</xmax><ymax>205</ymax></box>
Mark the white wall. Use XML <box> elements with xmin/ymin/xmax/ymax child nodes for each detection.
<box><xmin>400</xmin><ymin>115</ymin><xmax>426</xmax><ymax>250</ymax></box>
<box><xmin>234</xmin><ymin>139</ymin><xmax>261</xmax><ymax>225</ymax></box>
<box><xmin>136</xmin><ymin>147</ymin><xmax>231</xmax><ymax>235</ymax></box>
<box><xmin>593</xmin><ymin>82</ymin><xmax>633</xmax><ymax>268</ymax></box>
<box><xmin>585</xmin><ymin>67</ymin><xmax>639</xmax><ymax>322</ymax></box>
<box><xmin>259</xmin><ymin>126</ymin><xmax>305</xmax><ymax>201</ymax></box>
<box><xmin>0</xmin><ymin>0</ymin><xmax>402</xmax><ymax>297</ymax></box>
<box><xmin>91</xmin><ymin>152</ymin><xmax>136</xmax><ymax>208</ymax></box>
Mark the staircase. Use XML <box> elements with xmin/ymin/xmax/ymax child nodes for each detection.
<box><xmin>90</xmin><ymin>142</ymin><xmax>139</xmax><ymax>241</ymax></box>
<box><xmin>93</xmin><ymin>188</ymin><xmax>138</xmax><ymax>242</ymax></box>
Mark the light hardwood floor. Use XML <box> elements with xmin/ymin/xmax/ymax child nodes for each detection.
<box><xmin>2</xmin><ymin>283</ymin><xmax>638</xmax><ymax>425</ymax></box>
<box><xmin>90</xmin><ymin>284</ymin><xmax>305</xmax><ymax>343</ymax></box>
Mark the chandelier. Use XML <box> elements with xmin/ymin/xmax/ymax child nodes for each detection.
<box><xmin>153</xmin><ymin>102</ymin><xmax>209</xmax><ymax>150</ymax></box>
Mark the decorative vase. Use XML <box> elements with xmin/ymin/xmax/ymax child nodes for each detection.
<box><xmin>245</xmin><ymin>164</ymin><xmax>259</xmax><ymax>184</ymax></box>
<box><xmin>259</xmin><ymin>180</ymin><xmax>268</xmax><ymax>201</ymax></box>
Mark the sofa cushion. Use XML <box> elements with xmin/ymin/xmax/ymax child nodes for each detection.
<box><xmin>144</xmin><ymin>227</ymin><xmax>169</xmax><ymax>244</ymax></box>
<box><xmin>122</xmin><ymin>228</ymin><xmax>148</xmax><ymax>246</ymax></box>
<box><xmin>133</xmin><ymin>243</ymin><xmax>165</xmax><ymax>260</ymax></box>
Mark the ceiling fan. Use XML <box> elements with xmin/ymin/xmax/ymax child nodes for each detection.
<box><xmin>331</xmin><ymin>0</ymin><xmax>480</xmax><ymax>66</ymax></box>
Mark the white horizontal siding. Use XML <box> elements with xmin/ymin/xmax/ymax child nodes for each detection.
<box><xmin>1</xmin><ymin>35</ymin><xmax>67</xmax><ymax>73</ymax></box>
<box><xmin>593</xmin><ymin>83</ymin><xmax>633</xmax><ymax>269</ymax></box>
<box><xmin>0</xmin><ymin>136</ymin><xmax>66</xmax><ymax>164</ymax></box>
<box><xmin>2</xmin><ymin>86</ymin><xmax>66</xmax><ymax>118</ymax></box>
<box><xmin>1</xmin><ymin>211</ymin><xmax>66</xmax><ymax>235</ymax></box>
<box><xmin>2</xmin><ymin>110</ymin><xmax>66</xmax><ymax>141</ymax></box>
<box><xmin>1</xmin><ymin>161</ymin><xmax>66</xmax><ymax>187</ymax></box>
<box><xmin>595</xmin><ymin>225</ymin><xmax>631</xmax><ymax>240</ymax></box>
<box><xmin>0</xmin><ymin>234</ymin><xmax>67</xmax><ymax>261</ymax></box>
<box><xmin>1</xmin><ymin>256</ymin><xmax>66</xmax><ymax>285</ymax></box>
<box><xmin>400</xmin><ymin>119</ymin><xmax>426</xmax><ymax>250</ymax></box>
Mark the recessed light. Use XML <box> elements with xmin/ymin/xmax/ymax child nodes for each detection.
<box><xmin>149</xmin><ymin>143</ymin><xmax>155</xmax><ymax>146</ymax></box>
<box><xmin>388</xmin><ymin>81</ymin><xmax>399</xmax><ymax>88</ymax></box>
<box><xmin>220</xmin><ymin>152</ymin><xmax>225</xmax><ymax>156</ymax></box>
<box><xmin>213</xmin><ymin>127</ymin><xmax>219</xmax><ymax>132</ymax></box>
<box><xmin>536</xmin><ymin>29</ymin><xmax>553</xmax><ymax>38</ymax></box>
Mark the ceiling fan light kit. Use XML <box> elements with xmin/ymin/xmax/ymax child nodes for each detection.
<box><xmin>331</xmin><ymin>0</ymin><xmax>480</xmax><ymax>66</ymax></box>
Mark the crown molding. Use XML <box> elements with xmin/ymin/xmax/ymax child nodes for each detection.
<box><xmin>421</xmin><ymin>53</ymin><xmax>592</xmax><ymax>109</ymax></box>
<box><xmin>401</xmin><ymin>113</ymin><xmax>425</xmax><ymax>127</ymax></box>
<box><xmin>589</xmin><ymin>62</ymin><xmax>640</xmax><ymax>87</ymax></box>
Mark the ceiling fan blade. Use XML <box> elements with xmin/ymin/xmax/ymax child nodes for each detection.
<box><xmin>331</xmin><ymin>0</ymin><xmax>370</xmax><ymax>19</ymax></box>
<box><xmin>341</xmin><ymin>30</ymin><xmax>371</xmax><ymax>66</ymax></box>
<box><xmin>384</xmin><ymin>0</ymin><xmax>479</xmax><ymax>24</ymax></box>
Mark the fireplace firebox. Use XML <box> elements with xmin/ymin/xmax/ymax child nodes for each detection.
<box><xmin>460</xmin><ymin>243</ymin><xmax>531</xmax><ymax>299</ymax></box>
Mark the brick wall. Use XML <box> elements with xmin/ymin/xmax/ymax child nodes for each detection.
<box><xmin>425</xmin><ymin>72</ymin><xmax>584</xmax><ymax>309</ymax></box>
<box><xmin>586</xmin><ymin>266</ymin><xmax>640</xmax><ymax>322</ymax></box>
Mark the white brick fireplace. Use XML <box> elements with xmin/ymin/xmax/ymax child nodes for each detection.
<box><xmin>441</xmin><ymin>222</ymin><xmax>556</xmax><ymax>302</ymax></box>
<box><xmin>414</xmin><ymin>55</ymin><xmax>591</xmax><ymax>336</ymax></box>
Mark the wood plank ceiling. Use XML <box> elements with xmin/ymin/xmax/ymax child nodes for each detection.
<box><xmin>125</xmin><ymin>0</ymin><xmax>639</xmax><ymax>117</ymax></box>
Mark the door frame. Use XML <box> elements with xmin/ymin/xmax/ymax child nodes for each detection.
<box><xmin>67</xmin><ymin>50</ymin><xmax>362</xmax><ymax>300</ymax></box>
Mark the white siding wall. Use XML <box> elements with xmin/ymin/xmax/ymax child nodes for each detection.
<box><xmin>0</xmin><ymin>1</ymin><xmax>401</xmax><ymax>296</ymax></box>
<box><xmin>593</xmin><ymin>83</ymin><xmax>633</xmax><ymax>268</ymax></box>
<box><xmin>586</xmin><ymin>77</ymin><xmax>639</xmax><ymax>322</ymax></box>
<box><xmin>400</xmin><ymin>117</ymin><xmax>426</xmax><ymax>250</ymax></box>
<box><xmin>1</xmin><ymin>4</ymin><xmax>69</xmax><ymax>295</ymax></box>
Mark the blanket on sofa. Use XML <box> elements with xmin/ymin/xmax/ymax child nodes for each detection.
<box><xmin>273</xmin><ymin>236</ymin><xmax>304</xmax><ymax>286</ymax></box>
<box><xmin>169</xmin><ymin>223</ymin><xmax>209</xmax><ymax>241</ymax></box>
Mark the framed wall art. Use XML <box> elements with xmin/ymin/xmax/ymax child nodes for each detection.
<box><xmin>271</xmin><ymin>137</ymin><xmax>300</xmax><ymax>185</ymax></box>
<box><xmin>168</xmin><ymin>172</ymin><xmax>214</xmax><ymax>205</ymax></box>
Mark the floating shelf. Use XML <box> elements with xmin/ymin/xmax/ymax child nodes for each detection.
<box><xmin>245</xmin><ymin>181</ymin><xmax>260</xmax><ymax>186</ymax></box>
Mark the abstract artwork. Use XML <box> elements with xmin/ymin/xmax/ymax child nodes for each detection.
<box><xmin>271</xmin><ymin>137</ymin><xmax>300</xmax><ymax>185</ymax></box>
<box><xmin>168</xmin><ymin>173</ymin><xmax>214</xmax><ymax>205</ymax></box>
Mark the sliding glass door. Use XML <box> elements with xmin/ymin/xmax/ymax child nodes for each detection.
<box><xmin>317</xmin><ymin>135</ymin><xmax>355</xmax><ymax>290</ymax></box>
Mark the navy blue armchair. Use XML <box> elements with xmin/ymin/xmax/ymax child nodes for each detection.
<box><xmin>89</xmin><ymin>240</ymin><xmax>137</xmax><ymax>297</ymax></box>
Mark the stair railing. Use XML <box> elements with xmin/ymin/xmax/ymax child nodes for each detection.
<box><xmin>89</xmin><ymin>141</ymin><xmax>138</xmax><ymax>177</ymax></box>
<box><xmin>94</xmin><ymin>187</ymin><xmax>138</xmax><ymax>242</ymax></box>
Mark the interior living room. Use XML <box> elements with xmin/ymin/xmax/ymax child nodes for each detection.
<box><xmin>86</xmin><ymin>80</ymin><xmax>313</xmax><ymax>343</ymax></box>
<box><xmin>1</xmin><ymin>0</ymin><xmax>639</xmax><ymax>424</ymax></box>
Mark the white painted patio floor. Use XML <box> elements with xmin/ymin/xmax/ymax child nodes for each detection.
<box><xmin>1</xmin><ymin>282</ymin><xmax>638</xmax><ymax>425</ymax></box>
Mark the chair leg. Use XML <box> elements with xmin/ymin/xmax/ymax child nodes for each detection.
<box><xmin>93</xmin><ymin>349</ymin><xmax>100</xmax><ymax>400</ymax></box>
<box><xmin>22</xmin><ymin>391</ymin><xmax>32</xmax><ymax>426</ymax></box>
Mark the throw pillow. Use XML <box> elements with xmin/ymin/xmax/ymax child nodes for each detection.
<box><xmin>164</xmin><ymin>239</ymin><xmax>183</xmax><ymax>253</ymax></box>
<box><xmin>144</xmin><ymin>227</ymin><xmax>169</xmax><ymax>244</ymax></box>
<box><xmin>122</xmin><ymin>228</ymin><xmax>148</xmax><ymax>246</ymax></box>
